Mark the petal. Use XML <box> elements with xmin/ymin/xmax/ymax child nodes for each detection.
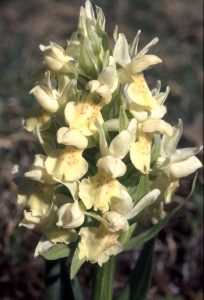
<box><xmin>160</xmin><ymin>119</ymin><xmax>183</xmax><ymax>159</ymax></box>
<box><xmin>109</xmin><ymin>130</ymin><xmax>131</xmax><ymax>159</ymax></box>
<box><xmin>45</xmin><ymin>148</ymin><xmax>88</xmax><ymax>181</ymax></box>
<box><xmin>57</xmin><ymin>127</ymin><xmax>88</xmax><ymax>149</ymax></box>
<box><xmin>57</xmin><ymin>202</ymin><xmax>84</xmax><ymax>228</ymax></box>
<box><xmin>95</xmin><ymin>120</ymin><xmax>109</xmax><ymax>156</ymax></box>
<box><xmin>170</xmin><ymin>146</ymin><xmax>203</xmax><ymax>163</ymax></box>
<box><xmin>65</xmin><ymin>101</ymin><xmax>103</xmax><ymax>136</ymax></box>
<box><xmin>126</xmin><ymin>54</ymin><xmax>162</xmax><ymax>74</ymax></box>
<box><xmin>141</xmin><ymin>119</ymin><xmax>173</xmax><ymax>136</ymax></box>
<box><xmin>78</xmin><ymin>226</ymin><xmax>122</xmax><ymax>266</ymax></box>
<box><xmin>169</xmin><ymin>156</ymin><xmax>202</xmax><ymax>179</ymax></box>
<box><xmin>125</xmin><ymin>189</ymin><xmax>160</xmax><ymax>219</ymax></box>
<box><xmin>46</xmin><ymin>227</ymin><xmax>77</xmax><ymax>244</ymax></box>
<box><xmin>103</xmin><ymin>211</ymin><xmax>129</xmax><ymax>232</ymax></box>
<box><xmin>113</xmin><ymin>33</ymin><xmax>131</xmax><ymax>66</ymax></box>
<box><xmin>129</xmin><ymin>103</ymin><xmax>148</xmax><ymax>122</ymax></box>
<box><xmin>79</xmin><ymin>178</ymin><xmax>94</xmax><ymax>209</ymax></box>
<box><xmin>110</xmin><ymin>189</ymin><xmax>133</xmax><ymax>215</ymax></box>
<box><xmin>130</xmin><ymin>132</ymin><xmax>152</xmax><ymax>174</ymax></box>
<box><xmin>150</xmin><ymin>104</ymin><xmax>167</xmax><ymax>119</ymax></box>
<box><xmin>97</xmin><ymin>156</ymin><xmax>126</xmax><ymax>178</ymax></box>
<box><xmin>126</xmin><ymin>73</ymin><xmax>158</xmax><ymax>110</ymax></box>
<box><xmin>30</xmin><ymin>85</ymin><xmax>59</xmax><ymax>113</ymax></box>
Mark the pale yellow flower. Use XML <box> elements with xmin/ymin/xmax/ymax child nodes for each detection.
<box><xmin>64</xmin><ymin>97</ymin><xmax>104</xmax><ymax>136</ymax></box>
<box><xmin>45</xmin><ymin>146</ymin><xmax>88</xmax><ymax>182</ymax></box>
<box><xmin>113</xmin><ymin>33</ymin><xmax>162</xmax><ymax>83</ymax></box>
<box><xmin>25</xmin><ymin>154</ymin><xmax>55</xmax><ymax>184</ymax></box>
<box><xmin>79</xmin><ymin>156</ymin><xmax>132</xmax><ymax>212</ymax></box>
<box><xmin>30</xmin><ymin>84</ymin><xmax>59</xmax><ymax>114</ymax></box>
<box><xmin>57</xmin><ymin>201</ymin><xmax>85</xmax><ymax>229</ymax></box>
<box><xmin>103</xmin><ymin>211</ymin><xmax>129</xmax><ymax>232</ymax></box>
<box><xmin>87</xmin><ymin>57</ymin><xmax>118</xmax><ymax>105</ymax></box>
<box><xmin>78</xmin><ymin>225</ymin><xmax>122</xmax><ymax>266</ymax></box>
<box><xmin>45</xmin><ymin>128</ymin><xmax>88</xmax><ymax>182</ymax></box>
<box><xmin>126</xmin><ymin>73</ymin><xmax>158</xmax><ymax>110</ymax></box>
<box><xmin>46</xmin><ymin>227</ymin><xmax>77</xmax><ymax>245</ymax></box>
<box><xmin>39</xmin><ymin>42</ymin><xmax>76</xmax><ymax>72</ymax></box>
<box><xmin>23</xmin><ymin>113</ymin><xmax>51</xmax><ymax>132</ymax></box>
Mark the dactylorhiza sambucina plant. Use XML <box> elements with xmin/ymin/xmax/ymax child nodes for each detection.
<box><xmin>15</xmin><ymin>1</ymin><xmax>203</xmax><ymax>299</ymax></box>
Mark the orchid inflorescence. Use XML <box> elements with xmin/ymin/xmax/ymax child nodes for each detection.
<box><xmin>17</xmin><ymin>0</ymin><xmax>202</xmax><ymax>275</ymax></box>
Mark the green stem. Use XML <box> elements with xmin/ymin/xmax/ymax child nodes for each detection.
<box><xmin>45</xmin><ymin>259</ymin><xmax>75</xmax><ymax>300</ymax></box>
<box><xmin>91</xmin><ymin>256</ymin><xmax>116</xmax><ymax>300</ymax></box>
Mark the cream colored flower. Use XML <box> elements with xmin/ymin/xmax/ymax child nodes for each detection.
<box><xmin>18</xmin><ymin>183</ymin><xmax>54</xmax><ymax>229</ymax></box>
<box><xmin>151</xmin><ymin>122</ymin><xmax>203</xmax><ymax>208</ymax></box>
<box><xmin>103</xmin><ymin>211</ymin><xmax>129</xmax><ymax>232</ymax></box>
<box><xmin>57</xmin><ymin>201</ymin><xmax>85</xmax><ymax>229</ymax></box>
<box><xmin>30</xmin><ymin>85</ymin><xmax>59</xmax><ymax>114</ymax></box>
<box><xmin>45</xmin><ymin>128</ymin><xmax>88</xmax><ymax>182</ymax></box>
<box><xmin>87</xmin><ymin>57</ymin><xmax>118</xmax><ymax>105</ymax></box>
<box><xmin>78</xmin><ymin>225</ymin><xmax>122</xmax><ymax>266</ymax></box>
<box><xmin>23</xmin><ymin>113</ymin><xmax>51</xmax><ymax>132</ymax></box>
<box><xmin>46</xmin><ymin>227</ymin><xmax>77</xmax><ymax>244</ymax></box>
<box><xmin>126</xmin><ymin>73</ymin><xmax>158</xmax><ymax>110</ymax></box>
<box><xmin>113</xmin><ymin>33</ymin><xmax>162</xmax><ymax>83</ymax></box>
<box><xmin>45</xmin><ymin>147</ymin><xmax>88</xmax><ymax>182</ymax></box>
<box><xmin>57</xmin><ymin>127</ymin><xmax>88</xmax><ymax>149</ymax></box>
<box><xmin>79</xmin><ymin>156</ymin><xmax>131</xmax><ymax>212</ymax></box>
<box><xmin>130</xmin><ymin>120</ymin><xmax>173</xmax><ymax>174</ymax></box>
<box><xmin>64</xmin><ymin>98</ymin><xmax>104</xmax><ymax>136</ymax></box>
<box><xmin>25</xmin><ymin>154</ymin><xmax>55</xmax><ymax>184</ymax></box>
<box><xmin>102</xmin><ymin>189</ymin><xmax>160</xmax><ymax>232</ymax></box>
<box><xmin>96</xmin><ymin>118</ymin><xmax>137</xmax><ymax>159</ymax></box>
<box><xmin>40</xmin><ymin>42</ymin><xmax>76</xmax><ymax>72</ymax></box>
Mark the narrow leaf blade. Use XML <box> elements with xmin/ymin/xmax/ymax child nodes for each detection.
<box><xmin>40</xmin><ymin>244</ymin><xmax>71</xmax><ymax>261</ymax></box>
<box><xmin>123</xmin><ymin>204</ymin><xmax>182</xmax><ymax>251</ymax></box>
<box><xmin>70</xmin><ymin>247</ymin><xmax>86</xmax><ymax>280</ymax></box>
<box><xmin>119</xmin><ymin>238</ymin><xmax>155</xmax><ymax>300</ymax></box>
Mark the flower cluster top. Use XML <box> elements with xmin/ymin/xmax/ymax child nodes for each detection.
<box><xmin>17</xmin><ymin>0</ymin><xmax>203</xmax><ymax>268</ymax></box>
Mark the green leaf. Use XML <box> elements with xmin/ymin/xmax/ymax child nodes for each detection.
<box><xmin>70</xmin><ymin>247</ymin><xmax>86</xmax><ymax>280</ymax></box>
<box><xmin>150</xmin><ymin>134</ymin><xmax>161</xmax><ymax>165</ymax></box>
<box><xmin>119</xmin><ymin>238</ymin><xmax>155</xmax><ymax>300</ymax></box>
<box><xmin>71</xmin><ymin>277</ymin><xmax>83</xmax><ymax>300</ymax></box>
<box><xmin>45</xmin><ymin>260</ymin><xmax>61</xmax><ymax>300</ymax></box>
<box><xmin>123</xmin><ymin>204</ymin><xmax>182</xmax><ymax>251</ymax></box>
<box><xmin>40</xmin><ymin>244</ymin><xmax>71</xmax><ymax>260</ymax></box>
<box><xmin>133</xmin><ymin>175</ymin><xmax>149</xmax><ymax>204</ymax></box>
<box><xmin>119</xmin><ymin>105</ymin><xmax>129</xmax><ymax>131</ymax></box>
<box><xmin>91</xmin><ymin>256</ymin><xmax>116</xmax><ymax>300</ymax></box>
<box><xmin>119</xmin><ymin>223</ymin><xmax>137</xmax><ymax>246</ymax></box>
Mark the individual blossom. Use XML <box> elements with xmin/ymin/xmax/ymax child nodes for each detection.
<box><xmin>64</xmin><ymin>93</ymin><xmax>105</xmax><ymax>136</ymax></box>
<box><xmin>78</xmin><ymin>225</ymin><xmax>122</xmax><ymax>266</ymax></box>
<box><xmin>57</xmin><ymin>200</ymin><xmax>85</xmax><ymax>229</ymax></box>
<box><xmin>86</xmin><ymin>57</ymin><xmax>118</xmax><ymax>105</ymax></box>
<box><xmin>39</xmin><ymin>42</ymin><xmax>77</xmax><ymax>73</ymax></box>
<box><xmin>23</xmin><ymin>112</ymin><xmax>51</xmax><ymax>133</ymax></box>
<box><xmin>79</xmin><ymin>155</ymin><xmax>132</xmax><ymax>212</ymax></box>
<box><xmin>113</xmin><ymin>32</ymin><xmax>162</xmax><ymax>83</ymax></box>
<box><xmin>45</xmin><ymin>128</ymin><xmax>88</xmax><ymax>182</ymax></box>
<box><xmin>152</xmin><ymin>120</ymin><xmax>203</xmax><ymax>203</ymax></box>
<box><xmin>30</xmin><ymin>83</ymin><xmax>59</xmax><ymax>114</ymax></box>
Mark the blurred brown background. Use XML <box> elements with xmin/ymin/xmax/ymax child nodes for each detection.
<box><xmin>0</xmin><ymin>0</ymin><xmax>203</xmax><ymax>299</ymax></box>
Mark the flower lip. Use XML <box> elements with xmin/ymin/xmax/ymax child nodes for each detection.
<box><xmin>57</xmin><ymin>127</ymin><xmax>88</xmax><ymax>149</ymax></box>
